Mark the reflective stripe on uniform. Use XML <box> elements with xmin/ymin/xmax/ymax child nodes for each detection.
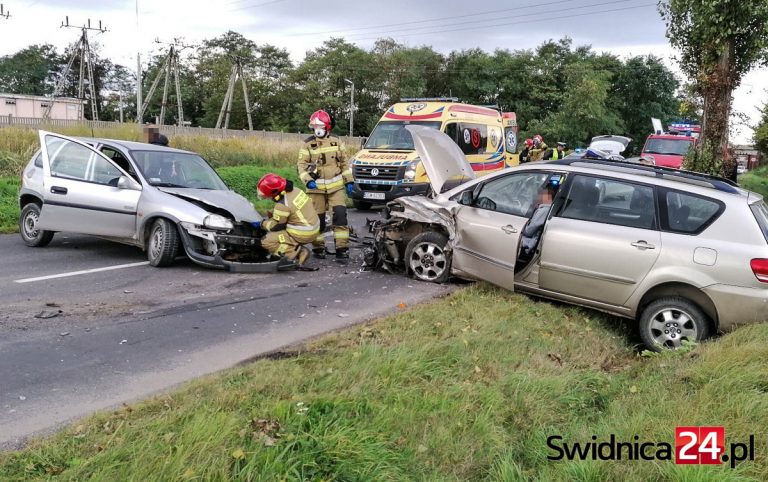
<box><xmin>316</xmin><ymin>174</ymin><xmax>343</xmax><ymax>185</ymax></box>
<box><xmin>333</xmin><ymin>231</ymin><xmax>350</xmax><ymax>239</ymax></box>
<box><xmin>272</xmin><ymin>207</ymin><xmax>290</xmax><ymax>221</ymax></box>
<box><xmin>277</xmin><ymin>234</ymin><xmax>289</xmax><ymax>254</ymax></box>
<box><xmin>287</xmin><ymin>221</ymin><xmax>320</xmax><ymax>232</ymax></box>
<box><xmin>308</xmin><ymin>146</ymin><xmax>341</xmax><ymax>156</ymax></box>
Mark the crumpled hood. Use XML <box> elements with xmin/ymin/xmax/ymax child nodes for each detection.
<box><xmin>158</xmin><ymin>187</ymin><xmax>261</xmax><ymax>222</ymax></box>
<box><xmin>406</xmin><ymin>125</ymin><xmax>476</xmax><ymax>194</ymax></box>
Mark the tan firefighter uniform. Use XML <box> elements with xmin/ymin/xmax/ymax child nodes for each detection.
<box><xmin>297</xmin><ymin>135</ymin><xmax>353</xmax><ymax>251</ymax></box>
<box><xmin>260</xmin><ymin>189</ymin><xmax>320</xmax><ymax>262</ymax></box>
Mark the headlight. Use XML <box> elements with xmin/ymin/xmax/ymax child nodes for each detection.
<box><xmin>203</xmin><ymin>214</ymin><xmax>234</xmax><ymax>230</ymax></box>
<box><xmin>404</xmin><ymin>158</ymin><xmax>421</xmax><ymax>180</ymax></box>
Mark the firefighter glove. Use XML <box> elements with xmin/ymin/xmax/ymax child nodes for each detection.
<box><xmin>346</xmin><ymin>183</ymin><xmax>354</xmax><ymax>195</ymax></box>
<box><xmin>307</xmin><ymin>180</ymin><xmax>318</xmax><ymax>190</ymax></box>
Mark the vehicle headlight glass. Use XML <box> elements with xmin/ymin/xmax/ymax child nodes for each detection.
<box><xmin>404</xmin><ymin>158</ymin><xmax>421</xmax><ymax>181</ymax></box>
<box><xmin>203</xmin><ymin>214</ymin><xmax>234</xmax><ymax>230</ymax></box>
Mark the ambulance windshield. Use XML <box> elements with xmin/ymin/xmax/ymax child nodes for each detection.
<box><xmin>364</xmin><ymin>121</ymin><xmax>442</xmax><ymax>150</ymax></box>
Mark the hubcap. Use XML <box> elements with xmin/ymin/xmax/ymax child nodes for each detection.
<box><xmin>150</xmin><ymin>226</ymin><xmax>164</xmax><ymax>260</ymax></box>
<box><xmin>23</xmin><ymin>210</ymin><xmax>40</xmax><ymax>239</ymax></box>
<box><xmin>409</xmin><ymin>242</ymin><xmax>447</xmax><ymax>281</ymax></box>
<box><xmin>648</xmin><ymin>308</ymin><xmax>698</xmax><ymax>349</ymax></box>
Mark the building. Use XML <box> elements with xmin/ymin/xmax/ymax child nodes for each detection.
<box><xmin>0</xmin><ymin>93</ymin><xmax>85</xmax><ymax>120</ymax></box>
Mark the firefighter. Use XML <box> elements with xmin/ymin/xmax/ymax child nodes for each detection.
<box><xmin>530</xmin><ymin>134</ymin><xmax>549</xmax><ymax>161</ymax></box>
<box><xmin>519</xmin><ymin>138</ymin><xmax>534</xmax><ymax>163</ymax></box>
<box><xmin>297</xmin><ymin>110</ymin><xmax>354</xmax><ymax>260</ymax></box>
<box><xmin>253</xmin><ymin>173</ymin><xmax>320</xmax><ymax>269</ymax></box>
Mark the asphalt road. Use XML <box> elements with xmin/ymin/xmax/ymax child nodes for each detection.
<box><xmin>0</xmin><ymin>210</ymin><xmax>452</xmax><ymax>449</ymax></box>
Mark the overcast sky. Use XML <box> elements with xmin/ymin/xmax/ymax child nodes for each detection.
<box><xmin>1</xmin><ymin>0</ymin><xmax>765</xmax><ymax>143</ymax></box>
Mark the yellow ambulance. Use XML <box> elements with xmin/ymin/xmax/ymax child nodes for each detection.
<box><xmin>349</xmin><ymin>98</ymin><xmax>518</xmax><ymax>209</ymax></box>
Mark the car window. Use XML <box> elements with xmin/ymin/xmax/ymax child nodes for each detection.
<box><xmin>363</xmin><ymin>121</ymin><xmax>442</xmax><ymax>150</ymax></box>
<box><xmin>471</xmin><ymin>172</ymin><xmax>550</xmax><ymax>217</ymax></box>
<box><xmin>751</xmin><ymin>201</ymin><xmax>768</xmax><ymax>243</ymax></box>
<box><xmin>445</xmin><ymin>122</ymin><xmax>488</xmax><ymax>155</ymax></box>
<box><xmin>33</xmin><ymin>151</ymin><xmax>43</xmax><ymax>168</ymax></box>
<box><xmin>130</xmin><ymin>150</ymin><xmax>228</xmax><ymax>190</ymax></box>
<box><xmin>560</xmin><ymin>175</ymin><xmax>656</xmax><ymax>229</ymax></box>
<box><xmin>662</xmin><ymin>190</ymin><xmax>723</xmax><ymax>234</ymax></box>
<box><xmin>46</xmin><ymin>136</ymin><xmax>122</xmax><ymax>186</ymax></box>
<box><xmin>101</xmin><ymin>145</ymin><xmax>140</xmax><ymax>182</ymax></box>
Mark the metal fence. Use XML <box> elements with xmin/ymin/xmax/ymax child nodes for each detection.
<box><xmin>0</xmin><ymin>115</ymin><xmax>364</xmax><ymax>146</ymax></box>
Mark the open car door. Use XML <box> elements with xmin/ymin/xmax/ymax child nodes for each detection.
<box><xmin>38</xmin><ymin>131</ymin><xmax>142</xmax><ymax>238</ymax></box>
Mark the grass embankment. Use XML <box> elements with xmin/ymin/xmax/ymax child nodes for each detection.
<box><xmin>0</xmin><ymin>124</ymin><xmax>357</xmax><ymax>233</ymax></box>
<box><xmin>739</xmin><ymin>166</ymin><xmax>768</xmax><ymax>198</ymax></box>
<box><xmin>1</xmin><ymin>284</ymin><xmax>766</xmax><ymax>481</ymax></box>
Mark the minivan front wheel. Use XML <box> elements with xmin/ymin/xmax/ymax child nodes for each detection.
<box><xmin>638</xmin><ymin>297</ymin><xmax>711</xmax><ymax>351</ymax></box>
<box><xmin>147</xmin><ymin>218</ymin><xmax>179</xmax><ymax>267</ymax></box>
<box><xmin>405</xmin><ymin>231</ymin><xmax>451</xmax><ymax>283</ymax></box>
<box><xmin>19</xmin><ymin>203</ymin><xmax>54</xmax><ymax>247</ymax></box>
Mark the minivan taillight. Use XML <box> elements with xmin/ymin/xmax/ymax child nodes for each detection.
<box><xmin>750</xmin><ymin>259</ymin><xmax>768</xmax><ymax>283</ymax></box>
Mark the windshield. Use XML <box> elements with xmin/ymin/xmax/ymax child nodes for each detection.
<box><xmin>643</xmin><ymin>138</ymin><xmax>693</xmax><ymax>156</ymax></box>
<box><xmin>364</xmin><ymin>121</ymin><xmax>442</xmax><ymax>150</ymax></box>
<box><xmin>130</xmin><ymin>150</ymin><xmax>228</xmax><ymax>190</ymax></box>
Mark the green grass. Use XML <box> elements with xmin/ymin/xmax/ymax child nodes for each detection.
<box><xmin>1</xmin><ymin>284</ymin><xmax>766</xmax><ymax>481</ymax></box>
<box><xmin>740</xmin><ymin>166</ymin><xmax>768</xmax><ymax>198</ymax></box>
<box><xmin>0</xmin><ymin>177</ymin><xmax>20</xmax><ymax>234</ymax></box>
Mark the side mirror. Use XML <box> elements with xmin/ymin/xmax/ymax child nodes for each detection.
<box><xmin>117</xmin><ymin>175</ymin><xmax>141</xmax><ymax>191</ymax></box>
<box><xmin>458</xmin><ymin>190</ymin><xmax>474</xmax><ymax>206</ymax></box>
<box><xmin>360</xmin><ymin>137</ymin><xmax>368</xmax><ymax>149</ymax></box>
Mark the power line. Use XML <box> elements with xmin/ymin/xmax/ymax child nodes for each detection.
<box><xmin>225</xmin><ymin>0</ymin><xmax>288</xmax><ymax>13</ymax></box>
<box><xmin>0</xmin><ymin>3</ymin><xmax>10</xmax><ymax>19</ymax></box>
<box><xmin>289</xmin><ymin>0</ymin><xmax>581</xmax><ymax>37</ymax></box>
<box><xmin>350</xmin><ymin>2</ymin><xmax>657</xmax><ymax>41</ymax></box>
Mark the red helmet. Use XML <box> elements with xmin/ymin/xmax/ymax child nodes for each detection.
<box><xmin>525</xmin><ymin>138</ymin><xmax>534</xmax><ymax>148</ymax></box>
<box><xmin>308</xmin><ymin>110</ymin><xmax>332</xmax><ymax>131</ymax></box>
<box><xmin>257</xmin><ymin>173</ymin><xmax>287</xmax><ymax>199</ymax></box>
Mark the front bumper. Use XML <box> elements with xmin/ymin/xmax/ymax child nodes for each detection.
<box><xmin>350</xmin><ymin>182</ymin><xmax>430</xmax><ymax>203</ymax></box>
<box><xmin>703</xmin><ymin>284</ymin><xmax>768</xmax><ymax>331</ymax></box>
<box><xmin>177</xmin><ymin>224</ymin><xmax>292</xmax><ymax>273</ymax></box>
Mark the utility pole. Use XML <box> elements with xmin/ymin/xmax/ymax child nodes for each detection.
<box><xmin>215</xmin><ymin>56</ymin><xmax>253</xmax><ymax>130</ymax></box>
<box><xmin>135</xmin><ymin>0</ymin><xmax>142</xmax><ymax>124</ymax></box>
<box><xmin>137</xmin><ymin>38</ymin><xmax>192</xmax><ymax>126</ymax></box>
<box><xmin>344</xmin><ymin>78</ymin><xmax>354</xmax><ymax>136</ymax></box>
<box><xmin>44</xmin><ymin>17</ymin><xmax>108</xmax><ymax>121</ymax></box>
<box><xmin>0</xmin><ymin>4</ymin><xmax>11</xmax><ymax>20</ymax></box>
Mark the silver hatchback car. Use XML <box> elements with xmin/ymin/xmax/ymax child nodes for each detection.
<box><xmin>18</xmin><ymin>131</ymin><xmax>276</xmax><ymax>271</ymax></box>
<box><xmin>368</xmin><ymin>126</ymin><xmax>768</xmax><ymax>350</ymax></box>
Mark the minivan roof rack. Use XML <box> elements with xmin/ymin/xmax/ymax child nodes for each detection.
<box><xmin>399</xmin><ymin>97</ymin><xmax>459</xmax><ymax>103</ymax></box>
<box><xmin>553</xmin><ymin>158</ymin><xmax>741</xmax><ymax>194</ymax></box>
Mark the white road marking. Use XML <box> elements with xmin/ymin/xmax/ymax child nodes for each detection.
<box><xmin>14</xmin><ymin>261</ymin><xmax>150</xmax><ymax>284</ymax></box>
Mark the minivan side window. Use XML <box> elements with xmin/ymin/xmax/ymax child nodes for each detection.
<box><xmin>444</xmin><ymin>122</ymin><xmax>488</xmax><ymax>155</ymax></box>
<box><xmin>559</xmin><ymin>175</ymin><xmax>656</xmax><ymax>229</ymax></box>
<box><xmin>661</xmin><ymin>190</ymin><xmax>723</xmax><ymax>234</ymax></box>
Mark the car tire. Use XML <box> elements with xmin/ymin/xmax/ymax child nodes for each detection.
<box><xmin>147</xmin><ymin>218</ymin><xmax>179</xmax><ymax>267</ymax></box>
<box><xmin>353</xmin><ymin>199</ymin><xmax>373</xmax><ymax>211</ymax></box>
<box><xmin>405</xmin><ymin>231</ymin><xmax>451</xmax><ymax>284</ymax></box>
<box><xmin>638</xmin><ymin>297</ymin><xmax>711</xmax><ymax>351</ymax></box>
<box><xmin>19</xmin><ymin>203</ymin><xmax>54</xmax><ymax>247</ymax></box>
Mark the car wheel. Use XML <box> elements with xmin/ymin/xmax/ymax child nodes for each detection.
<box><xmin>405</xmin><ymin>231</ymin><xmax>451</xmax><ymax>283</ymax></box>
<box><xmin>147</xmin><ymin>218</ymin><xmax>179</xmax><ymax>267</ymax></box>
<box><xmin>19</xmin><ymin>203</ymin><xmax>54</xmax><ymax>247</ymax></box>
<box><xmin>353</xmin><ymin>199</ymin><xmax>373</xmax><ymax>211</ymax></box>
<box><xmin>638</xmin><ymin>297</ymin><xmax>711</xmax><ymax>351</ymax></box>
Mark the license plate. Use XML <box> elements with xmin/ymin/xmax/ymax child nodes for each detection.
<box><xmin>363</xmin><ymin>192</ymin><xmax>386</xmax><ymax>200</ymax></box>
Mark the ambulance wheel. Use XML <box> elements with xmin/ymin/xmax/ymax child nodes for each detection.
<box><xmin>353</xmin><ymin>199</ymin><xmax>372</xmax><ymax>211</ymax></box>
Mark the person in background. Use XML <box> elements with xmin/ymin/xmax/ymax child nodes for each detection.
<box><xmin>149</xmin><ymin>134</ymin><xmax>169</xmax><ymax>147</ymax></box>
<box><xmin>519</xmin><ymin>138</ymin><xmax>534</xmax><ymax>163</ymax></box>
<box><xmin>297</xmin><ymin>110</ymin><xmax>354</xmax><ymax>260</ymax></box>
<box><xmin>529</xmin><ymin>134</ymin><xmax>548</xmax><ymax>161</ymax></box>
<box><xmin>544</xmin><ymin>141</ymin><xmax>567</xmax><ymax>160</ymax></box>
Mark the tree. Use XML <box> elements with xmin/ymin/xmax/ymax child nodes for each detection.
<box><xmin>660</xmin><ymin>0</ymin><xmax>768</xmax><ymax>177</ymax></box>
<box><xmin>0</xmin><ymin>44</ymin><xmax>60</xmax><ymax>95</ymax></box>
<box><xmin>754</xmin><ymin>102</ymin><xmax>768</xmax><ymax>157</ymax></box>
<box><xmin>610</xmin><ymin>56</ymin><xmax>680</xmax><ymax>154</ymax></box>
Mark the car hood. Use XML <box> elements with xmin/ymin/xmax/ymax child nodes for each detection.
<box><xmin>157</xmin><ymin>187</ymin><xmax>261</xmax><ymax>222</ymax></box>
<box><xmin>406</xmin><ymin>125</ymin><xmax>476</xmax><ymax>194</ymax></box>
<box><xmin>589</xmin><ymin>135</ymin><xmax>631</xmax><ymax>155</ymax></box>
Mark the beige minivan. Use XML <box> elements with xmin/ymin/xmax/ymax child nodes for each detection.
<box><xmin>366</xmin><ymin>126</ymin><xmax>768</xmax><ymax>350</ymax></box>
